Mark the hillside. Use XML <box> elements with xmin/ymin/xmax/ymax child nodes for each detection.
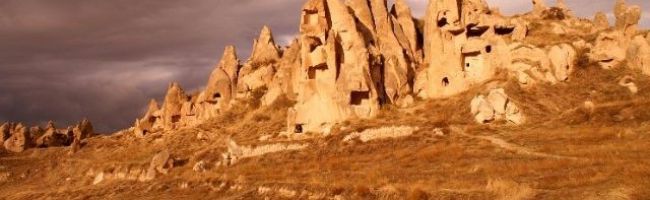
<box><xmin>2</xmin><ymin>0</ymin><xmax>650</xmax><ymax>199</ymax></box>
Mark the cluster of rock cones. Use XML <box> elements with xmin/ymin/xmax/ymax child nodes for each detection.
<box><xmin>1</xmin><ymin>120</ymin><xmax>93</xmax><ymax>153</ymax></box>
<box><xmin>2</xmin><ymin>0</ymin><xmax>649</xmax><ymax>151</ymax></box>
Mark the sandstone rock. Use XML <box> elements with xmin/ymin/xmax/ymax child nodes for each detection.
<box><xmin>36</xmin><ymin>122</ymin><xmax>69</xmax><ymax>147</ymax></box>
<box><xmin>346</xmin><ymin>0</ymin><xmax>375</xmax><ymax>42</ymax></box>
<box><xmin>161</xmin><ymin>83</ymin><xmax>187</xmax><ymax>130</ymax></box>
<box><xmin>593</xmin><ymin>12</ymin><xmax>609</xmax><ymax>30</ymax></box>
<box><xmin>149</xmin><ymin>150</ymin><xmax>173</xmax><ymax>178</ymax></box>
<box><xmin>74</xmin><ymin>119</ymin><xmax>94</xmax><ymax>141</ymax></box>
<box><xmin>134</xmin><ymin>99</ymin><xmax>161</xmax><ymax>138</ymax></box>
<box><xmin>69</xmin><ymin>137</ymin><xmax>81</xmax><ymax>155</ymax></box>
<box><xmin>618</xmin><ymin>76</ymin><xmax>639</xmax><ymax>94</ymax></box>
<box><xmin>370</xmin><ymin>0</ymin><xmax>412</xmax><ymax>104</ymax></box>
<box><xmin>590</xmin><ymin>31</ymin><xmax>627</xmax><ymax>69</ymax></box>
<box><xmin>417</xmin><ymin>0</ymin><xmax>466</xmax><ymax>99</ymax></box>
<box><xmin>218</xmin><ymin>46</ymin><xmax>241</xmax><ymax>95</ymax></box>
<box><xmin>249</xmin><ymin>26</ymin><xmax>281</xmax><ymax>65</ymax></box>
<box><xmin>471</xmin><ymin>95</ymin><xmax>495</xmax><ymax>124</ymax></box>
<box><xmin>0</xmin><ymin>123</ymin><xmax>10</xmax><ymax>144</ymax></box>
<box><xmin>3</xmin><ymin>126</ymin><xmax>31</xmax><ymax>153</ymax></box>
<box><xmin>262</xmin><ymin>39</ymin><xmax>302</xmax><ymax>106</ymax></box>
<box><xmin>628</xmin><ymin>35</ymin><xmax>650</xmax><ymax>75</ymax></box>
<box><xmin>93</xmin><ymin>172</ymin><xmax>104</xmax><ymax>185</ymax></box>
<box><xmin>614</xmin><ymin>0</ymin><xmax>641</xmax><ymax>38</ymax></box>
<box><xmin>472</xmin><ymin>88</ymin><xmax>524</xmax><ymax>125</ymax></box>
<box><xmin>391</xmin><ymin>0</ymin><xmax>419</xmax><ymax>59</ymax></box>
<box><xmin>532</xmin><ymin>0</ymin><xmax>547</xmax><ymax>16</ymax></box>
<box><xmin>289</xmin><ymin>0</ymin><xmax>381</xmax><ymax>134</ymax></box>
<box><xmin>511</xmin><ymin>19</ymin><xmax>528</xmax><ymax>41</ymax></box>
<box><xmin>193</xmin><ymin>160</ymin><xmax>207</xmax><ymax>172</ymax></box>
<box><xmin>342</xmin><ymin>126</ymin><xmax>419</xmax><ymax>143</ymax></box>
<box><xmin>548</xmin><ymin>43</ymin><xmax>577</xmax><ymax>82</ymax></box>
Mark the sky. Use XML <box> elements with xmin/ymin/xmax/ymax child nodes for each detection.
<box><xmin>0</xmin><ymin>0</ymin><xmax>648</xmax><ymax>132</ymax></box>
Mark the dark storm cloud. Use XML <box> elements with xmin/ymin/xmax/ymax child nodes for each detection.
<box><xmin>0</xmin><ymin>0</ymin><xmax>647</xmax><ymax>132</ymax></box>
<box><xmin>0</xmin><ymin>0</ymin><xmax>303</xmax><ymax>132</ymax></box>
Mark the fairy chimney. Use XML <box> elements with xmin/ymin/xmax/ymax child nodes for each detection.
<box><xmin>161</xmin><ymin>83</ymin><xmax>187</xmax><ymax>130</ymax></box>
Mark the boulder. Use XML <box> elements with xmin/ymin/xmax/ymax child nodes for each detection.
<box><xmin>262</xmin><ymin>39</ymin><xmax>302</xmax><ymax>105</ymax></box>
<box><xmin>145</xmin><ymin>150</ymin><xmax>173</xmax><ymax>181</ymax></box>
<box><xmin>471</xmin><ymin>88</ymin><xmax>525</xmax><ymax>125</ymax></box>
<box><xmin>618</xmin><ymin>75</ymin><xmax>639</xmax><ymax>94</ymax></box>
<box><xmin>548</xmin><ymin>43</ymin><xmax>577</xmax><ymax>82</ymax></box>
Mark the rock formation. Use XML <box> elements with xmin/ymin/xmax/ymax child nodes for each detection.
<box><xmin>3</xmin><ymin>124</ymin><xmax>31</xmax><ymax>153</ymax></box>
<box><xmin>471</xmin><ymin>88</ymin><xmax>524</xmax><ymax>125</ymax></box>
<box><xmin>593</xmin><ymin>12</ymin><xmax>610</xmax><ymax>30</ymax></box>
<box><xmin>122</xmin><ymin>0</ymin><xmax>650</xmax><ymax>136</ymax></box>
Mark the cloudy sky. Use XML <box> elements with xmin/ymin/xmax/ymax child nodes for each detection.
<box><xmin>0</xmin><ymin>0</ymin><xmax>648</xmax><ymax>132</ymax></box>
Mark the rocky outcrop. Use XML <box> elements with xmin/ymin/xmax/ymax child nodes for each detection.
<box><xmin>250</xmin><ymin>26</ymin><xmax>281</xmax><ymax>65</ymax></box>
<box><xmin>120</xmin><ymin>0</ymin><xmax>650</xmax><ymax>136</ymax></box>
<box><xmin>1</xmin><ymin>119</ymin><xmax>91</xmax><ymax>153</ymax></box>
<box><xmin>590</xmin><ymin>31</ymin><xmax>628</xmax><ymax>69</ymax></box>
<box><xmin>3</xmin><ymin>124</ymin><xmax>31</xmax><ymax>153</ymax></box>
<box><xmin>614</xmin><ymin>0</ymin><xmax>641</xmax><ymax>38</ymax></box>
<box><xmin>471</xmin><ymin>88</ymin><xmax>524</xmax><ymax>125</ymax></box>
<box><xmin>237</xmin><ymin>27</ymin><xmax>281</xmax><ymax>99</ymax></box>
<box><xmin>593</xmin><ymin>12</ymin><xmax>609</xmax><ymax>30</ymax></box>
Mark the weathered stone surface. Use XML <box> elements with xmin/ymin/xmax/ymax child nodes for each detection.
<box><xmin>370</xmin><ymin>0</ymin><xmax>412</xmax><ymax>104</ymax></box>
<box><xmin>417</xmin><ymin>0</ymin><xmax>466</xmax><ymax>99</ymax></box>
<box><xmin>249</xmin><ymin>26</ymin><xmax>281</xmax><ymax>65</ymax></box>
<box><xmin>36</xmin><ymin>122</ymin><xmax>69</xmax><ymax>147</ymax></box>
<box><xmin>628</xmin><ymin>35</ymin><xmax>650</xmax><ymax>76</ymax></box>
<box><xmin>218</xmin><ymin>46</ymin><xmax>241</xmax><ymax>95</ymax></box>
<box><xmin>593</xmin><ymin>12</ymin><xmax>609</xmax><ymax>30</ymax></box>
<box><xmin>3</xmin><ymin>126</ymin><xmax>31</xmax><ymax>153</ymax></box>
<box><xmin>161</xmin><ymin>83</ymin><xmax>187</xmax><ymax>130</ymax></box>
<box><xmin>471</xmin><ymin>95</ymin><xmax>495</xmax><ymax>124</ymax></box>
<box><xmin>590</xmin><ymin>31</ymin><xmax>627</xmax><ymax>69</ymax></box>
<box><xmin>532</xmin><ymin>0</ymin><xmax>547</xmax><ymax>16</ymax></box>
<box><xmin>618</xmin><ymin>75</ymin><xmax>639</xmax><ymax>94</ymax></box>
<box><xmin>548</xmin><ymin>43</ymin><xmax>577</xmax><ymax>82</ymax></box>
<box><xmin>145</xmin><ymin>150</ymin><xmax>174</xmax><ymax>181</ymax></box>
<box><xmin>134</xmin><ymin>99</ymin><xmax>161</xmax><ymax>138</ymax></box>
<box><xmin>262</xmin><ymin>39</ymin><xmax>302</xmax><ymax>106</ymax></box>
<box><xmin>471</xmin><ymin>88</ymin><xmax>525</xmax><ymax>125</ymax></box>
<box><xmin>614</xmin><ymin>0</ymin><xmax>641</xmax><ymax>38</ymax></box>
<box><xmin>391</xmin><ymin>0</ymin><xmax>419</xmax><ymax>59</ymax></box>
<box><xmin>346</xmin><ymin>0</ymin><xmax>375</xmax><ymax>42</ymax></box>
<box><xmin>0</xmin><ymin>123</ymin><xmax>10</xmax><ymax>144</ymax></box>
